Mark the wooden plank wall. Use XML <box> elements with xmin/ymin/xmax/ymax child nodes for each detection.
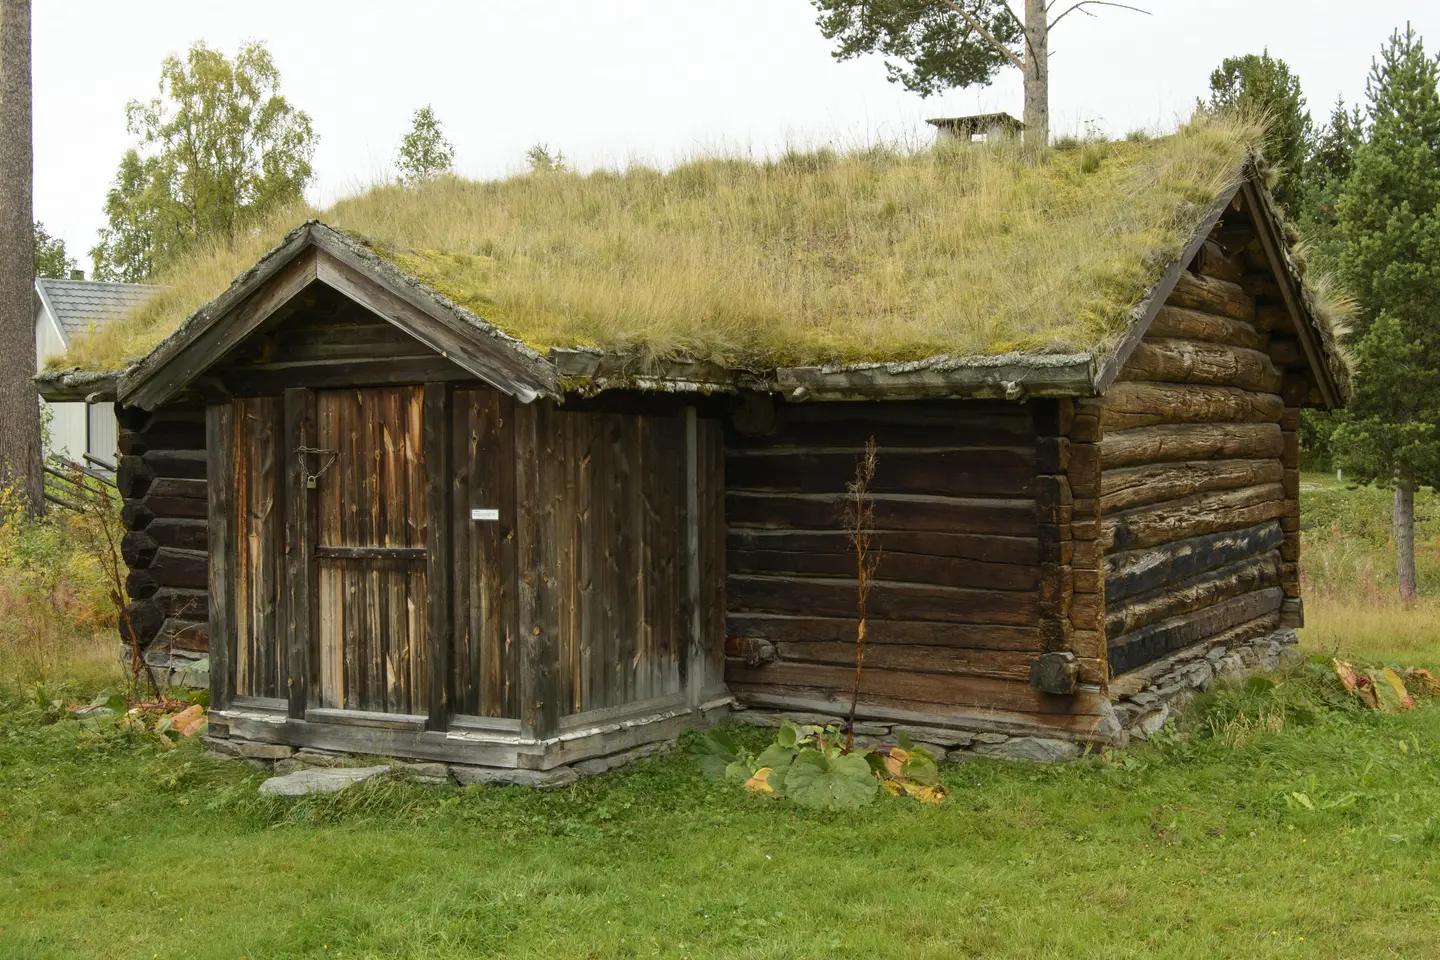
<box><xmin>451</xmin><ymin>388</ymin><xmax>519</xmax><ymax>718</ymax></box>
<box><xmin>314</xmin><ymin>386</ymin><xmax>429</xmax><ymax>715</ymax></box>
<box><xmin>1096</xmin><ymin>212</ymin><xmax>1305</xmax><ymax>676</ymax></box>
<box><xmin>724</xmin><ymin>401</ymin><xmax>1105</xmax><ymax>726</ymax></box>
<box><xmin>117</xmin><ymin>403</ymin><xmax>212</xmax><ymax>666</ymax></box>
<box><xmin>533</xmin><ymin>407</ymin><xmax>701</xmax><ymax>716</ymax></box>
<box><xmin>232</xmin><ymin>398</ymin><xmax>284</xmax><ymax>698</ymax></box>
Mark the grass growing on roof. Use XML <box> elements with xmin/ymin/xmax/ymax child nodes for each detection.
<box><xmin>66</xmin><ymin>112</ymin><xmax>1263</xmax><ymax>372</ymax></box>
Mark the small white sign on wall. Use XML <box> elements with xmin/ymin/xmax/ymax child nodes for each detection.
<box><xmin>470</xmin><ymin>508</ymin><xmax>500</xmax><ymax>522</ymax></box>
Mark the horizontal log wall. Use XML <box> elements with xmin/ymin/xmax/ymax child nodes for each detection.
<box><xmin>118</xmin><ymin>403</ymin><xmax>211</xmax><ymax>664</ymax></box>
<box><xmin>1102</xmin><ymin>223</ymin><xmax>1307</xmax><ymax>676</ymax></box>
<box><xmin>725</xmin><ymin>400</ymin><xmax>1103</xmax><ymax>722</ymax></box>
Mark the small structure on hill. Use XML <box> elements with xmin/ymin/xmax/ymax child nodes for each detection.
<box><xmin>37</xmin><ymin>123</ymin><xmax>1348</xmax><ymax>775</ymax></box>
<box><xmin>927</xmin><ymin>113</ymin><xmax>1024</xmax><ymax>141</ymax></box>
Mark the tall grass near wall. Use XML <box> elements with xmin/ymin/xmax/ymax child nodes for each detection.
<box><xmin>0</xmin><ymin>486</ymin><xmax>119</xmax><ymax>689</ymax></box>
<box><xmin>1299</xmin><ymin>472</ymin><xmax>1440</xmax><ymax>666</ymax></box>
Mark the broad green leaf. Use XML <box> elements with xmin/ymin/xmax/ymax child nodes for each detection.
<box><xmin>775</xmin><ymin>722</ymin><xmax>798</xmax><ymax>749</ymax></box>
<box><xmin>724</xmin><ymin>757</ymin><xmax>755</xmax><ymax>782</ymax></box>
<box><xmin>691</xmin><ymin>730</ymin><xmax>740</xmax><ymax>779</ymax></box>
<box><xmin>783</xmin><ymin>750</ymin><xmax>878</xmax><ymax>810</ymax></box>
<box><xmin>895</xmin><ymin>729</ymin><xmax>914</xmax><ymax>751</ymax></box>
<box><xmin>755</xmin><ymin>743</ymin><xmax>798</xmax><ymax>773</ymax></box>
<box><xmin>1246</xmin><ymin>676</ymin><xmax>1276</xmax><ymax>694</ymax></box>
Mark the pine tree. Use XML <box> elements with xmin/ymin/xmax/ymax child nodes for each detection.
<box><xmin>395</xmin><ymin>105</ymin><xmax>454</xmax><ymax>184</ymax></box>
<box><xmin>1332</xmin><ymin>25</ymin><xmax>1440</xmax><ymax>601</ymax></box>
<box><xmin>1207</xmin><ymin>51</ymin><xmax>1312</xmax><ymax>211</ymax></box>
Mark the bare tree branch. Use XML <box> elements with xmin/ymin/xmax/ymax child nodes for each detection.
<box><xmin>938</xmin><ymin>0</ymin><xmax>1027</xmax><ymax>71</ymax></box>
<box><xmin>1048</xmin><ymin>0</ymin><xmax>1150</xmax><ymax>30</ymax></box>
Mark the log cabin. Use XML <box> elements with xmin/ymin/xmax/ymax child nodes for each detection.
<box><xmin>36</xmin><ymin>120</ymin><xmax>1350</xmax><ymax>775</ymax></box>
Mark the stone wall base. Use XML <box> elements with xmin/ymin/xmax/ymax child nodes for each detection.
<box><xmin>203</xmin><ymin>735</ymin><xmax>680</xmax><ymax>788</ymax></box>
<box><xmin>733</xmin><ymin>629</ymin><xmax>1302</xmax><ymax>762</ymax></box>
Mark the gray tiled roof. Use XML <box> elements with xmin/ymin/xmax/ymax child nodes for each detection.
<box><xmin>36</xmin><ymin>278</ymin><xmax>165</xmax><ymax>342</ymax></box>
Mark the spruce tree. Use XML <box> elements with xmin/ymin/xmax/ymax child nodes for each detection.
<box><xmin>1332</xmin><ymin>25</ymin><xmax>1440</xmax><ymax>601</ymax></box>
<box><xmin>1207</xmin><ymin>51</ymin><xmax>1312</xmax><ymax>210</ymax></box>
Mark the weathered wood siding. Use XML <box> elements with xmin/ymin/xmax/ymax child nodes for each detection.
<box><xmin>1096</xmin><ymin>216</ymin><xmax>1305</xmax><ymax>677</ymax></box>
<box><xmin>117</xmin><ymin>403</ymin><xmax>211</xmax><ymax>665</ymax></box>
<box><xmin>523</xmin><ymin>403</ymin><xmax>725</xmax><ymax>721</ymax></box>
<box><xmin>231</xmin><ymin>398</ymin><xmax>284</xmax><ymax>698</ymax></box>
<box><xmin>724</xmin><ymin>401</ymin><xmax>1105</xmax><ymax>725</ymax></box>
<box><xmin>314</xmin><ymin>386</ymin><xmax>429</xmax><ymax>714</ymax></box>
<box><xmin>451</xmin><ymin>388</ymin><xmax>519</xmax><ymax>718</ymax></box>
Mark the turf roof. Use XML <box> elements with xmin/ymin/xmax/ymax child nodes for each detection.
<box><xmin>64</xmin><ymin>113</ymin><xmax>1276</xmax><ymax>374</ymax></box>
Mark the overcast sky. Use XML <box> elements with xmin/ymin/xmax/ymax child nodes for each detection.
<box><xmin>33</xmin><ymin>1</ymin><xmax>1439</xmax><ymax>270</ymax></box>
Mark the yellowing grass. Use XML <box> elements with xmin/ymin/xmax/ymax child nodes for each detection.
<box><xmin>66</xmin><ymin>113</ymin><xmax>1262</xmax><ymax>372</ymax></box>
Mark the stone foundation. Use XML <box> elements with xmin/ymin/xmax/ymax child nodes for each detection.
<box><xmin>203</xmin><ymin>735</ymin><xmax>680</xmax><ymax>788</ymax></box>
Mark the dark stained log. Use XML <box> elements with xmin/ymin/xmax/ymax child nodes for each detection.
<box><xmin>1101</xmin><ymin>483</ymin><xmax>1286</xmax><ymax>552</ymax></box>
<box><xmin>1282</xmin><ymin>426</ymin><xmax>1301</xmax><ymax>467</ymax></box>
<box><xmin>155</xmin><ymin>586</ymin><xmax>209</xmax><ymax>621</ymax></box>
<box><xmin>1148</xmin><ymin>306</ymin><xmax>1264</xmax><ymax>350</ymax></box>
<box><xmin>126</xmin><ymin>568</ymin><xmax>158</xmax><ymax>599</ymax></box>
<box><xmin>138</xmin><ymin>492</ymin><xmax>207</xmax><ymax>520</ymax></box>
<box><xmin>1105</xmin><ymin>521</ymin><xmax>1284</xmax><ymax>604</ymax></box>
<box><xmin>1099</xmin><ymin>381</ymin><xmax>1284</xmax><ymax>430</ymax></box>
<box><xmin>314</xmin><ymin>545</ymin><xmax>426</xmax><ymax>561</ymax></box>
<box><xmin>1253</xmin><ymin>305</ymin><xmax>1289</xmax><ymax>333</ymax></box>
<box><xmin>1190</xmin><ymin>240</ymin><xmax>1244</xmax><ymax>283</ymax></box>
<box><xmin>1108</xmin><ymin>589</ymin><xmax>1284</xmax><ymax>675</ymax></box>
<box><xmin>774</xmin><ymin>641</ymin><xmax>1035</xmax><ymax>682</ymax></box>
<box><xmin>146</xmin><ymin>477</ymin><xmax>208</xmax><ymax>500</ymax></box>
<box><xmin>699</xmin><ymin>418</ymin><xmax>728</xmax><ymax>688</ymax></box>
<box><xmin>156</xmin><ymin>618</ymin><xmax>209</xmax><ymax>653</ymax></box>
<box><xmin>1268</xmin><ymin>337</ymin><xmax>1301</xmax><ymax>367</ymax></box>
<box><xmin>728</xmin><ymin>529</ymin><xmax>1040</xmax><ymax>566</ymax></box>
<box><xmin>121</xmin><ymin>531</ymin><xmax>158</xmax><ymax>569</ymax></box>
<box><xmin>1104</xmin><ymin>552</ymin><xmax>1281</xmax><ymax>637</ymax></box>
<box><xmin>727</xmin><ymin>400</ymin><xmax>1036</xmax><ymax>449</ymax></box>
<box><xmin>121</xmin><ymin>499</ymin><xmax>155</xmax><ymax>530</ymax></box>
<box><xmin>727</xmin><ymin>660</ymin><xmax>1105</xmax><ymax>716</ymax></box>
<box><xmin>1166</xmin><ymin>271</ymin><xmax>1255</xmax><ymax>321</ymax></box>
<box><xmin>1099</xmin><ymin>459</ymin><xmax>1284</xmax><ymax>514</ymax></box>
<box><xmin>1070</xmin><ymin>413</ymin><xmax>1102</xmax><ymax>443</ymax></box>
<box><xmin>1099</xmin><ymin>422</ymin><xmax>1283</xmax><ymax>469</ymax></box>
<box><xmin>725</xmin><ymin>448</ymin><xmax>1035</xmax><ymax>497</ymax></box>
<box><xmin>1281</xmin><ymin>598</ymin><xmax>1304</xmax><ymax>628</ymax></box>
<box><xmin>1242</xmin><ymin>273</ymin><xmax>1283</xmax><ymax>302</ymax></box>
<box><xmin>1280</xmin><ymin>375</ymin><xmax>1309</xmax><ymax>407</ymax></box>
<box><xmin>726</xmin><ymin>492</ymin><xmax>1037</xmax><ymax>537</ymax></box>
<box><xmin>116</xmin><ymin>456</ymin><xmax>155</xmax><ymax>498</ymax></box>
<box><xmin>1280</xmin><ymin>406</ymin><xmax>1300</xmax><ymax>431</ymax></box>
<box><xmin>118</xmin><ymin>419</ymin><xmax>207</xmax><ymax>456</ymax></box>
<box><xmin>1036</xmin><ymin>436</ymin><xmax>1071</xmax><ymax>474</ymax></box>
<box><xmin>1034</xmin><ymin>474</ymin><xmax>1072</xmax><ymax>524</ymax></box>
<box><xmin>1068</xmin><ymin>591</ymin><xmax>1102</xmax><ymax>632</ymax></box>
<box><xmin>730</xmin><ymin>547</ymin><xmax>1039</xmax><ymax>592</ymax></box>
<box><xmin>726</xmin><ymin>635</ymin><xmax>776</xmax><ymax>666</ymax></box>
<box><xmin>149</xmin><ymin>546</ymin><xmax>209</xmax><ymax>589</ymax></box>
<box><xmin>728</xmin><ymin>574</ymin><xmax>1038</xmax><ymax>626</ymax></box>
<box><xmin>424</xmin><ymin>382</ymin><xmax>452</xmax><ymax>730</ymax></box>
<box><xmin>1119</xmin><ymin>339</ymin><xmax>1282</xmax><ymax>393</ymax></box>
<box><xmin>122</xmin><ymin>598</ymin><xmax>164</xmax><ymax>646</ymax></box>
<box><xmin>1068</xmin><ymin>444</ymin><xmax>1100</xmax><ymax>496</ymax></box>
<box><xmin>140</xmin><ymin>449</ymin><xmax>208</xmax><ymax>479</ymax></box>
<box><xmin>146</xmin><ymin>517</ymin><xmax>208</xmax><ymax>552</ymax></box>
<box><xmin>727</xmin><ymin>614</ymin><xmax>1040</xmax><ymax>651</ymax></box>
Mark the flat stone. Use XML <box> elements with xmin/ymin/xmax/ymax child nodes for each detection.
<box><xmin>450</xmin><ymin>765</ymin><xmax>579</xmax><ymax>790</ymax></box>
<box><xmin>889</xmin><ymin>725</ymin><xmax>976</xmax><ymax>748</ymax></box>
<box><xmin>201</xmin><ymin>735</ymin><xmax>243</xmax><ymax>758</ymax></box>
<box><xmin>273</xmin><ymin>757</ymin><xmax>312</xmax><ymax>775</ymax></box>
<box><xmin>1205</xmin><ymin>646</ymin><xmax>1229</xmax><ymax>662</ymax></box>
<box><xmin>740</xmin><ymin>711</ymin><xmax>848</xmax><ymax>730</ymax></box>
<box><xmin>395</xmin><ymin>762</ymin><xmax>451</xmax><ymax>784</ymax></box>
<box><xmin>293</xmin><ymin>748</ymin><xmax>350</xmax><ymax>768</ymax></box>
<box><xmin>259</xmin><ymin>766</ymin><xmax>393</xmax><ymax>797</ymax></box>
<box><xmin>970</xmin><ymin>736</ymin><xmax>1084</xmax><ymax>762</ymax></box>
<box><xmin>234</xmin><ymin>741</ymin><xmax>295</xmax><ymax>760</ymax></box>
<box><xmin>572</xmin><ymin>740</ymin><xmax>673</xmax><ymax>777</ymax></box>
<box><xmin>972</xmin><ymin>731</ymin><xmax>1009</xmax><ymax>745</ymax></box>
<box><xmin>1132</xmin><ymin>705</ymin><xmax>1170</xmax><ymax>739</ymax></box>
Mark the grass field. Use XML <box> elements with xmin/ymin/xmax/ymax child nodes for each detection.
<box><xmin>0</xmin><ymin>475</ymin><xmax>1437</xmax><ymax>959</ymax></box>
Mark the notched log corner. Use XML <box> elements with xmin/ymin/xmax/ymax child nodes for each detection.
<box><xmin>1029</xmin><ymin>651</ymin><xmax>1079</xmax><ymax>695</ymax></box>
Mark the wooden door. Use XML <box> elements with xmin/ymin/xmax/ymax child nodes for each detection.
<box><xmin>313</xmin><ymin>386</ymin><xmax>430</xmax><ymax>714</ymax></box>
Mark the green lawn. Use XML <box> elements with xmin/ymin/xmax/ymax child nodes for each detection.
<box><xmin>2</xmin><ymin>678</ymin><xmax>1439</xmax><ymax>960</ymax></box>
<box><xmin>1</xmin><ymin>477</ymin><xmax>1438</xmax><ymax>959</ymax></box>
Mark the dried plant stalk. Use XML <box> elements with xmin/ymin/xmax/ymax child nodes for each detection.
<box><xmin>843</xmin><ymin>437</ymin><xmax>881</xmax><ymax>751</ymax></box>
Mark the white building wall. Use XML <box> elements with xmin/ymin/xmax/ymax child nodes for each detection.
<box><xmin>87</xmin><ymin>403</ymin><xmax>118</xmax><ymax>466</ymax></box>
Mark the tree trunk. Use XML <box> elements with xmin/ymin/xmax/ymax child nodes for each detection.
<box><xmin>0</xmin><ymin>0</ymin><xmax>40</xmax><ymax>513</ymax></box>
<box><xmin>1394</xmin><ymin>472</ymin><xmax>1417</xmax><ymax>603</ymax></box>
<box><xmin>1022</xmin><ymin>0</ymin><xmax>1049</xmax><ymax>147</ymax></box>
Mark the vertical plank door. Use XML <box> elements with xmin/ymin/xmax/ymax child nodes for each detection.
<box><xmin>314</xmin><ymin>386</ymin><xmax>429</xmax><ymax>714</ymax></box>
